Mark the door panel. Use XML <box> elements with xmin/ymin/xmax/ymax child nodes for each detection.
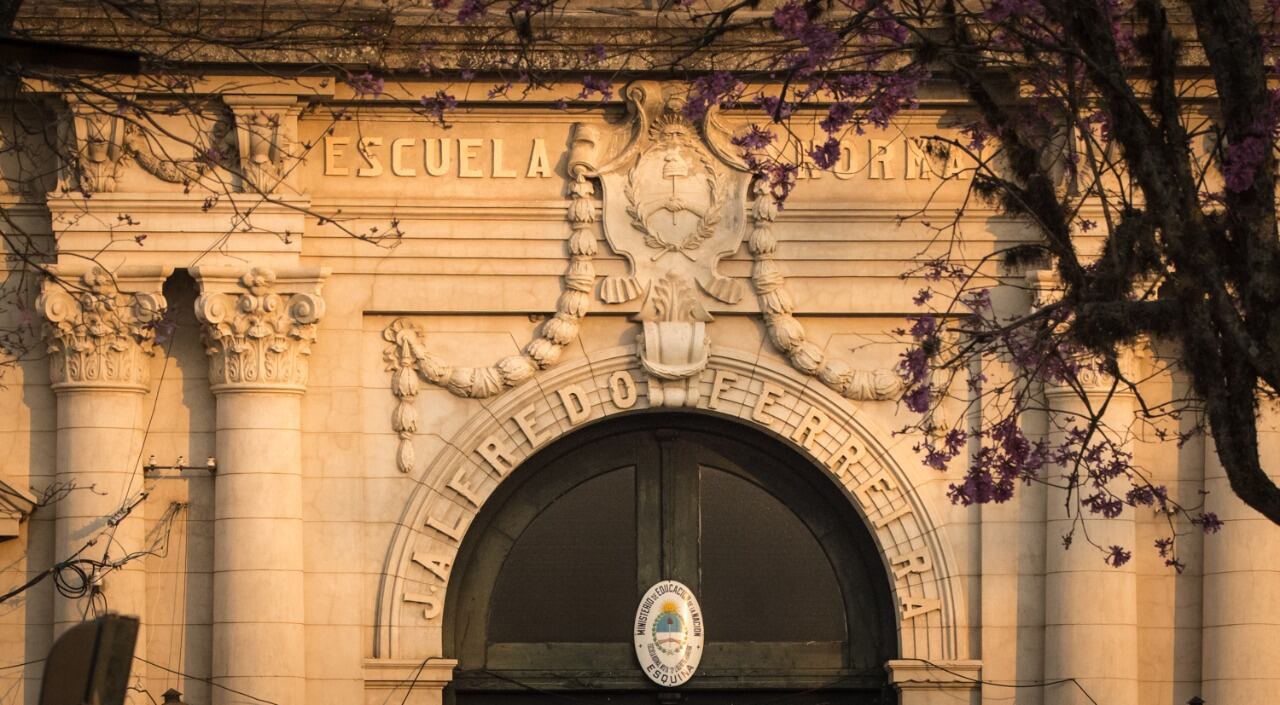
<box><xmin>447</xmin><ymin>414</ymin><xmax>896</xmax><ymax>704</ymax></box>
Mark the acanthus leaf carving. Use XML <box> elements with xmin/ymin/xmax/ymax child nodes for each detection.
<box><xmin>635</xmin><ymin>272</ymin><xmax>712</xmax><ymax>408</ymax></box>
<box><xmin>38</xmin><ymin>265</ymin><xmax>170</xmax><ymax>390</ymax></box>
<box><xmin>224</xmin><ymin>96</ymin><xmax>302</xmax><ymax>194</ymax></box>
<box><xmin>194</xmin><ymin>266</ymin><xmax>327</xmax><ymax>391</ymax></box>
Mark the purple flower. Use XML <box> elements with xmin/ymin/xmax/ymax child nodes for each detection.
<box><xmin>808</xmin><ymin>138</ymin><xmax>841</xmax><ymax>169</ymax></box>
<box><xmin>683</xmin><ymin>72</ymin><xmax>743</xmax><ymax>121</ymax></box>
<box><xmin>961</xmin><ymin>122</ymin><xmax>993</xmax><ymax>152</ymax></box>
<box><xmin>766</xmin><ymin>162</ymin><xmax>797</xmax><ymax>201</ymax></box>
<box><xmin>907</xmin><ymin>314</ymin><xmax>938</xmax><ymax>340</ymax></box>
<box><xmin>578</xmin><ymin>76</ymin><xmax>613</xmax><ymax>100</ymax></box>
<box><xmin>732</xmin><ymin>125</ymin><xmax>775</xmax><ymax>151</ymax></box>
<box><xmin>897</xmin><ymin>347</ymin><xmax>929</xmax><ymax>386</ymax></box>
<box><xmin>1084</xmin><ymin>492</ymin><xmax>1124</xmax><ymax>519</ymax></box>
<box><xmin>1222</xmin><ymin>135</ymin><xmax>1266</xmax><ymax>192</ymax></box>
<box><xmin>1104</xmin><ymin>545</ymin><xmax>1132</xmax><ymax>567</ymax></box>
<box><xmin>820</xmin><ymin>102</ymin><xmax>856</xmax><ymax>134</ymax></box>
<box><xmin>457</xmin><ymin>0</ymin><xmax>485</xmax><ymax>23</ymax></box>
<box><xmin>1193</xmin><ymin>512</ymin><xmax>1224</xmax><ymax>533</ymax></box>
<box><xmin>419</xmin><ymin>90</ymin><xmax>458</xmax><ymax>123</ymax></box>
<box><xmin>347</xmin><ymin>71</ymin><xmax>384</xmax><ymax>97</ymax></box>
<box><xmin>902</xmin><ymin>384</ymin><xmax>931</xmax><ymax>413</ymax></box>
<box><xmin>772</xmin><ymin>1</ymin><xmax>808</xmax><ymax>36</ymax></box>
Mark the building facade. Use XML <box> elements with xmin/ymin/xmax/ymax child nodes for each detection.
<box><xmin>2</xmin><ymin>7</ymin><xmax>1280</xmax><ymax>705</ymax></box>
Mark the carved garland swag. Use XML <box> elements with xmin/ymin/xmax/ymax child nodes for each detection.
<box><xmin>383</xmin><ymin>88</ymin><xmax>903</xmax><ymax>474</ymax></box>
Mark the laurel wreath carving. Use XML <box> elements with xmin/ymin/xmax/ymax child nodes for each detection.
<box><xmin>624</xmin><ymin>146</ymin><xmax>726</xmax><ymax>261</ymax></box>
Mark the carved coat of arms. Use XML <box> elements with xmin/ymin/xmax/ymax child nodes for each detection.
<box><xmin>575</xmin><ymin>83</ymin><xmax>751</xmax><ymax>309</ymax></box>
<box><xmin>567</xmin><ymin>83</ymin><xmax>752</xmax><ymax>406</ymax></box>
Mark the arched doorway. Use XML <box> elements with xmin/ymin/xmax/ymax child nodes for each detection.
<box><xmin>444</xmin><ymin>412</ymin><xmax>898</xmax><ymax>703</ymax></box>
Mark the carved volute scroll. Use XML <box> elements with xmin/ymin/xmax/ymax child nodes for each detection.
<box><xmin>635</xmin><ymin>272</ymin><xmax>713</xmax><ymax>407</ymax></box>
<box><xmin>57</xmin><ymin>94</ymin><xmax>225</xmax><ymax>192</ymax></box>
<box><xmin>38</xmin><ymin>265</ymin><xmax>171</xmax><ymax>391</ymax></box>
<box><xmin>193</xmin><ymin>265</ymin><xmax>328</xmax><ymax>392</ymax></box>
<box><xmin>62</xmin><ymin>97</ymin><xmax>130</xmax><ymax>194</ymax></box>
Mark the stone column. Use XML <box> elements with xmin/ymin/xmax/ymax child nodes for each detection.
<box><xmin>1042</xmin><ymin>376</ymin><xmax>1139</xmax><ymax>705</ymax></box>
<box><xmin>1200</xmin><ymin>406</ymin><xmax>1280</xmax><ymax>703</ymax></box>
<box><xmin>38</xmin><ymin>265</ymin><xmax>169</xmax><ymax>650</ymax></box>
<box><xmin>193</xmin><ymin>265</ymin><xmax>327</xmax><ymax>705</ymax></box>
<box><xmin>1026</xmin><ymin>271</ymin><xmax>1139</xmax><ymax>705</ymax></box>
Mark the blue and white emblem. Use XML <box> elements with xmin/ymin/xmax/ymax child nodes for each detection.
<box><xmin>634</xmin><ymin>580</ymin><xmax>704</xmax><ymax>686</ymax></box>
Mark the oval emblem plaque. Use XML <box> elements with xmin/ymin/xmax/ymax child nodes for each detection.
<box><xmin>633</xmin><ymin>580</ymin><xmax>704</xmax><ymax>687</ymax></box>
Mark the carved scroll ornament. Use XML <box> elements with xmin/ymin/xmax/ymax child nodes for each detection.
<box><xmin>381</xmin><ymin>81</ymin><xmax>903</xmax><ymax>473</ymax></box>
<box><xmin>60</xmin><ymin>97</ymin><xmax>226</xmax><ymax>193</ymax></box>
<box><xmin>38</xmin><ymin>266</ymin><xmax>169</xmax><ymax>391</ymax></box>
<box><xmin>194</xmin><ymin>266</ymin><xmax>327</xmax><ymax>391</ymax></box>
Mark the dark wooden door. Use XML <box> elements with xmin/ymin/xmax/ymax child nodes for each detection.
<box><xmin>446</xmin><ymin>414</ymin><xmax>896</xmax><ymax>704</ymax></box>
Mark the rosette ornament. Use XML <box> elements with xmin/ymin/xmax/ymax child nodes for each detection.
<box><xmin>194</xmin><ymin>266</ymin><xmax>328</xmax><ymax>392</ymax></box>
<box><xmin>38</xmin><ymin>266</ymin><xmax>170</xmax><ymax>391</ymax></box>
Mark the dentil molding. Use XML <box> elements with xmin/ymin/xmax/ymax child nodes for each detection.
<box><xmin>193</xmin><ymin>265</ymin><xmax>329</xmax><ymax>392</ymax></box>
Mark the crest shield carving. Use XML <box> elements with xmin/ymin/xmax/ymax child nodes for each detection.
<box><xmin>575</xmin><ymin>82</ymin><xmax>751</xmax><ymax>308</ymax></box>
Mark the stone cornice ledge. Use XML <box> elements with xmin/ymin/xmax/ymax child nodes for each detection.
<box><xmin>887</xmin><ymin>659</ymin><xmax>982</xmax><ymax>690</ymax></box>
<box><xmin>0</xmin><ymin>476</ymin><xmax>38</xmax><ymax>540</ymax></box>
<box><xmin>47</xmin><ymin>192</ymin><xmax>310</xmax><ymax>269</ymax></box>
<box><xmin>362</xmin><ymin>658</ymin><xmax>457</xmax><ymax>689</ymax></box>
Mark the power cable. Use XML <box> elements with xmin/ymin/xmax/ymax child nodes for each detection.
<box><xmin>134</xmin><ymin>656</ymin><xmax>279</xmax><ymax>705</ymax></box>
<box><xmin>895</xmin><ymin>658</ymin><xmax>1099</xmax><ymax>705</ymax></box>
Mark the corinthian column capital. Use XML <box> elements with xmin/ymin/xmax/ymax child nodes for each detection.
<box><xmin>192</xmin><ymin>265</ymin><xmax>329</xmax><ymax>393</ymax></box>
<box><xmin>37</xmin><ymin>265</ymin><xmax>171</xmax><ymax>392</ymax></box>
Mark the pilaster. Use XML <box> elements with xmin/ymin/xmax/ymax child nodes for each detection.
<box><xmin>193</xmin><ymin>265</ymin><xmax>328</xmax><ymax>705</ymax></box>
<box><xmin>1200</xmin><ymin>406</ymin><xmax>1280</xmax><ymax>703</ymax></box>
<box><xmin>1027</xmin><ymin>270</ymin><xmax>1140</xmax><ymax>705</ymax></box>
<box><xmin>37</xmin><ymin>264</ymin><xmax>170</xmax><ymax>693</ymax></box>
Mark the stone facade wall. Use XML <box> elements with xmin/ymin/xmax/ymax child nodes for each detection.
<box><xmin>0</xmin><ymin>75</ymin><xmax>1275</xmax><ymax>705</ymax></box>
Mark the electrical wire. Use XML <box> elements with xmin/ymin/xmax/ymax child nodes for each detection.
<box><xmin>134</xmin><ymin>656</ymin><xmax>279</xmax><ymax>705</ymax></box>
<box><xmin>895</xmin><ymin>658</ymin><xmax>1099</xmax><ymax>705</ymax></box>
<box><xmin>0</xmin><ymin>658</ymin><xmax>45</xmax><ymax>671</ymax></box>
